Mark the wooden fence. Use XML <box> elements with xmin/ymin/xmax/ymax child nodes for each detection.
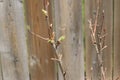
<box><xmin>25</xmin><ymin>0</ymin><xmax>55</xmax><ymax>80</ymax></box>
<box><xmin>85</xmin><ymin>0</ymin><xmax>113</xmax><ymax>80</ymax></box>
<box><xmin>0</xmin><ymin>0</ymin><xmax>29</xmax><ymax>80</ymax></box>
<box><xmin>0</xmin><ymin>0</ymin><xmax>120</xmax><ymax>80</ymax></box>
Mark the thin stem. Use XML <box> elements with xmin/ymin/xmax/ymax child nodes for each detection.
<box><xmin>29</xmin><ymin>30</ymin><xmax>49</xmax><ymax>41</ymax></box>
<box><xmin>93</xmin><ymin>0</ymin><xmax>100</xmax><ymax>35</ymax></box>
<box><xmin>89</xmin><ymin>0</ymin><xmax>106</xmax><ymax>80</ymax></box>
<box><xmin>52</xmin><ymin>47</ymin><xmax>66</xmax><ymax>80</ymax></box>
<box><xmin>43</xmin><ymin>1</ymin><xmax>66</xmax><ymax>80</ymax></box>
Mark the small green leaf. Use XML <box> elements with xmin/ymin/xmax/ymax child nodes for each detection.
<box><xmin>26</xmin><ymin>25</ymin><xmax>30</xmax><ymax>30</ymax></box>
<box><xmin>42</xmin><ymin>9</ymin><xmax>48</xmax><ymax>16</ymax></box>
<box><xmin>58</xmin><ymin>36</ymin><xmax>65</xmax><ymax>42</ymax></box>
<box><xmin>48</xmin><ymin>39</ymin><xmax>54</xmax><ymax>44</ymax></box>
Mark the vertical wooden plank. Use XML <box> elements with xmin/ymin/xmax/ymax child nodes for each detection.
<box><xmin>52</xmin><ymin>0</ymin><xmax>65</xmax><ymax>79</ymax></box>
<box><xmin>85</xmin><ymin>0</ymin><xmax>113</xmax><ymax>80</ymax></box>
<box><xmin>0</xmin><ymin>1</ymin><xmax>13</xmax><ymax>80</ymax></box>
<box><xmin>26</xmin><ymin>0</ymin><xmax>55</xmax><ymax>80</ymax></box>
<box><xmin>114</xmin><ymin>0</ymin><xmax>120</xmax><ymax>79</ymax></box>
<box><xmin>13</xmin><ymin>0</ymin><xmax>30</xmax><ymax>80</ymax></box>
<box><xmin>0</xmin><ymin>1</ymin><xmax>5</xmax><ymax>80</ymax></box>
<box><xmin>103</xmin><ymin>0</ymin><xmax>113</xmax><ymax>80</ymax></box>
<box><xmin>85</xmin><ymin>0</ymin><xmax>97</xmax><ymax>79</ymax></box>
<box><xmin>0</xmin><ymin>0</ymin><xmax>29</xmax><ymax>80</ymax></box>
<box><xmin>53</xmin><ymin>0</ymin><xmax>84</xmax><ymax>80</ymax></box>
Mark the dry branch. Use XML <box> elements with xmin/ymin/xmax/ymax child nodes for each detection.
<box><xmin>88</xmin><ymin>0</ymin><xmax>107</xmax><ymax>80</ymax></box>
<box><xmin>28</xmin><ymin>0</ymin><xmax>66</xmax><ymax>80</ymax></box>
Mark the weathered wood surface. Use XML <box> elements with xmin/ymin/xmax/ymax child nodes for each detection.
<box><xmin>0</xmin><ymin>0</ymin><xmax>29</xmax><ymax>80</ymax></box>
<box><xmin>0</xmin><ymin>1</ymin><xmax>4</xmax><ymax>80</ymax></box>
<box><xmin>85</xmin><ymin>0</ymin><xmax>113</xmax><ymax>80</ymax></box>
<box><xmin>0</xmin><ymin>0</ymin><xmax>119</xmax><ymax>80</ymax></box>
<box><xmin>85</xmin><ymin>0</ymin><xmax>96</xmax><ymax>79</ymax></box>
<box><xmin>53</xmin><ymin>0</ymin><xmax>84</xmax><ymax>80</ymax></box>
<box><xmin>25</xmin><ymin>0</ymin><xmax>55</xmax><ymax>80</ymax></box>
<box><xmin>103</xmin><ymin>0</ymin><xmax>113</xmax><ymax>80</ymax></box>
<box><xmin>114</xmin><ymin>0</ymin><xmax>120</xmax><ymax>79</ymax></box>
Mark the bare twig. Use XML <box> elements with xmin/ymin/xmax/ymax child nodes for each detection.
<box><xmin>88</xmin><ymin>0</ymin><xmax>106</xmax><ymax>80</ymax></box>
<box><xmin>43</xmin><ymin>0</ymin><xmax>66</xmax><ymax>80</ymax></box>
<box><xmin>100</xmin><ymin>45</ymin><xmax>107</xmax><ymax>52</ymax></box>
<box><xmin>29</xmin><ymin>30</ymin><xmax>49</xmax><ymax>41</ymax></box>
<box><xmin>52</xmin><ymin>47</ymin><xmax>66</xmax><ymax>80</ymax></box>
<box><xmin>93</xmin><ymin>0</ymin><xmax>100</xmax><ymax>35</ymax></box>
<box><xmin>27</xmin><ymin>0</ymin><xmax>66</xmax><ymax>80</ymax></box>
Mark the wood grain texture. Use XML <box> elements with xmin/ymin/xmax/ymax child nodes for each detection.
<box><xmin>103</xmin><ymin>0</ymin><xmax>113</xmax><ymax>80</ymax></box>
<box><xmin>84</xmin><ymin>0</ymin><xmax>92</xmax><ymax>79</ymax></box>
<box><xmin>114</xmin><ymin>0</ymin><xmax>120</xmax><ymax>79</ymax></box>
<box><xmin>85</xmin><ymin>0</ymin><xmax>113</xmax><ymax>80</ymax></box>
<box><xmin>85</xmin><ymin>0</ymin><xmax>97</xmax><ymax>79</ymax></box>
<box><xmin>0</xmin><ymin>0</ymin><xmax>29</xmax><ymax>80</ymax></box>
<box><xmin>53</xmin><ymin>0</ymin><xmax>84</xmax><ymax>80</ymax></box>
<box><xmin>0</xmin><ymin>1</ymin><xmax>4</xmax><ymax>80</ymax></box>
<box><xmin>25</xmin><ymin>0</ymin><xmax>55</xmax><ymax>80</ymax></box>
<box><xmin>52</xmin><ymin>0</ymin><xmax>62</xmax><ymax>80</ymax></box>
